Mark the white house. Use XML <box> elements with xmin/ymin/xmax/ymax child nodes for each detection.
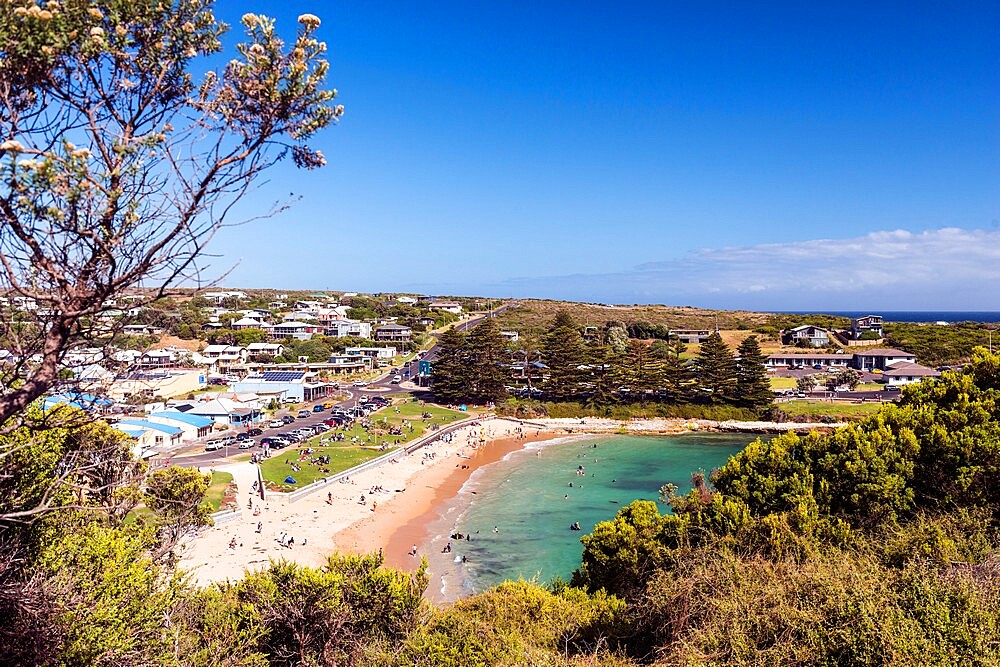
<box><xmin>264</xmin><ymin>322</ymin><xmax>317</xmax><ymax>341</ymax></box>
<box><xmin>882</xmin><ymin>362</ymin><xmax>941</xmax><ymax>387</ymax></box>
<box><xmin>326</xmin><ymin>320</ymin><xmax>372</xmax><ymax>338</ymax></box>
<box><xmin>428</xmin><ymin>301</ymin><xmax>462</xmax><ymax>314</ymax></box>
<box><xmin>246</xmin><ymin>342</ymin><xmax>284</xmax><ymax>358</ymax></box>
<box><xmin>345</xmin><ymin>346</ymin><xmax>397</xmax><ymax>359</ymax></box>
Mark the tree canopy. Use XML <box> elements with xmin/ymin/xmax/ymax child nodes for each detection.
<box><xmin>0</xmin><ymin>0</ymin><xmax>339</xmax><ymax>424</ymax></box>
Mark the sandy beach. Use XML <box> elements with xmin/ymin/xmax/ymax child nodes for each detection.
<box><xmin>177</xmin><ymin>417</ymin><xmax>557</xmax><ymax>586</ymax></box>
<box><xmin>178</xmin><ymin>415</ymin><xmax>836</xmax><ymax>590</ymax></box>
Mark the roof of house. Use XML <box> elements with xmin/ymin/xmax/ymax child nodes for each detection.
<box><xmin>149</xmin><ymin>411</ymin><xmax>214</xmax><ymax>428</ymax></box>
<box><xmin>882</xmin><ymin>362</ymin><xmax>941</xmax><ymax>377</ymax></box>
<box><xmin>118</xmin><ymin>419</ymin><xmax>182</xmax><ymax>435</ymax></box>
<box><xmin>375</xmin><ymin>323</ymin><xmax>412</xmax><ymax>330</ymax></box>
<box><xmin>786</xmin><ymin>325</ymin><xmax>829</xmax><ymax>333</ymax></box>
<box><xmin>766</xmin><ymin>353</ymin><xmax>847</xmax><ymax>360</ymax></box>
<box><xmin>231</xmin><ymin>317</ymin><xmax>265</xmax><ymax>327</ymax></box>
<box><xmin>854</xmin><ymin>348</ymin><xmax>914</xmax><ymax>357</ymax></box>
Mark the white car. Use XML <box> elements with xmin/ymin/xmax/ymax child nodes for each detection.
<box><xmin>352</xmin><ymin>380</ymin><xmax>369</xmax><ymax>387</ymax></box>
<box><xmin>267</xmin><ymin>419</ymin><xmax>284</xmax><ymax>428</ymax></box>
<box><xmin>238</xmin><ymin>440</ymin><xmax>255</xmax><ymax>449</ymax></box>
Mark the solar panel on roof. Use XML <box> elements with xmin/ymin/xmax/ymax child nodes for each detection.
<box><xmin>259</xmin><ymin>371</ymin><xmax>304</xmax><ymax>382</ymax></box>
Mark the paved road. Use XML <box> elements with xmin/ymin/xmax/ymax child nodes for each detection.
<box><xmin>171</xmin><ymin>305</ymin><xmax>511</xmax><ymax>467</ymax></box>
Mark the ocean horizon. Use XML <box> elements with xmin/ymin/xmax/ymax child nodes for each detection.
<box><xmin>779</xmin><ymin>311</ymin><xmax>1000</xmax><ymax>323</ymax></box>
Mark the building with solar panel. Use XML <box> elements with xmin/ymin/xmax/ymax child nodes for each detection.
<box><xmin>231</xmin><ymin>370</ymin><xmax>331</xmax><ymax>403</ymax></box>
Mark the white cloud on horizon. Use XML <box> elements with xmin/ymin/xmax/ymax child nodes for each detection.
<box><xmin>486</xmin><ymin>227</ymin><xmax>1000</xmax><ymax>309</ymax></box>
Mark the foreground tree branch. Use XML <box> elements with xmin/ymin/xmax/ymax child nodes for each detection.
<box><xmin>0</xmin><ymin>1</ymin><xmax>340</xmax><ymax>426</ymax></box>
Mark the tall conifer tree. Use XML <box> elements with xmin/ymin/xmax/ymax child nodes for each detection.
<box><xmin>430</xmin><ymin>326</ymin><xmax>469</xmax><ymax>404</ymax></box>
<box><xmin>543</xmin><ymin>311</ymin><xmax>588</xmax><ymax>401</ymax></box>
<box><xmin>735</xmin><ymin>335</ymin><xmax>774</xmax><ymax>411</ymax></box>
<box><xmin>696</xmin><ymin>332</ymin><xmax>738</xmax><ymax>403</ymax></box>
<box><xmin>465</xmin><ymin>318</ymin><xmax>509</xmax><ymax>404</ymax></box>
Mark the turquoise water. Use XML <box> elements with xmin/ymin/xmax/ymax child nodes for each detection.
<box><xmin>430</xmin><ymin>432</ymin><xmax>756</xmax><ymax>597</ymax></box>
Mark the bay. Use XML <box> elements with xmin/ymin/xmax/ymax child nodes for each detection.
<box><xmin>430</xmin><ymin>432</ymin><xmax>759</xmax><ymax>598</ymax></box>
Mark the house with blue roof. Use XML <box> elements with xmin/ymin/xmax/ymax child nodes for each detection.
<box><xmin>146</xmin><ymin>411</ymin><xmax>215</xmax><ymax>440</ymax></box>
<box><xmin>114</xmin><ymin>419</ymin><xmax>183</xmax><ymax>449</ymax></box>
<box><xmin>42</xmin><ymin>393</ymin><xmax>113</xmax><ymax>413</ymax></box>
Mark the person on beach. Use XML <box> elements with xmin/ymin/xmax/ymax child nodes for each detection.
<box><xmin>410</xmin><ymin>544</ymin><xmax>417</xmax><ymax>556</ymax></box>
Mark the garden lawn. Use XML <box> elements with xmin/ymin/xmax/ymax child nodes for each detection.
<box><xmin>770</xmin><ymin>377</ymin><xmax>798</xmax><ymax>390</ymax></box>
<box><xmin>203</xmin><ymin>471</ymin><xmax>234</xmax><ymax>512</ymax></box>
<box><xmin>259</xmin><ymin>401</ymin><xmax>468</xmax><ymax>491</ymax></box>
<box><xmin>781</xmin><ymin>400</ymin><xmax>886</xmax><ymax>419</ymax></box>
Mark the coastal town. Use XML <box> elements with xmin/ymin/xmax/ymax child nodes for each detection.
<box><xmin>2</xmin><ymin>2</ymin><xmax>997</xmax><ymax>664</ymax></box>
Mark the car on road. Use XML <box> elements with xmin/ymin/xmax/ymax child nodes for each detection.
<box><xmin>297</xmin><ymin>409</ymin><xmax>312</xmax><ymax>418</ymax></box>
<box><xmin>886</xmin><ymin>385</ymin><xmax>901</xmax><ymax>391</ymax></box>
<box><xmin>236</xmin><ymin>432</ymin><xmax>252</xmax><ymax>441</ymax></box>
<box><xmin>312</xmin><ymin>404</ymin><xmax>325</xmax><ymax>412</ymax></box>
<box><xmin>281</xmin><ymin>415</ymin><xmax>295</xmax><ymax>424</ymax></box>
<box><xmin>391</xmin><ymin>375</ymin><xmax>402</xmax><ymax>384</ymax></box>
<box><xmin>205</xmin><ymin>436</ymin><xmax>234</xmax><ymax>451</ymax></box>
<box><xmin>267</xmin><ymin>419</ymin><xmax>284</xmax><ymax>428</ymax></box>
<box><xmin>352</xmin><ymin>380</ymin><xmax>369</xmax><ymax>387</ymax></box>
<box><xmin>238</xmin><ymin>440</ymin><xmax>255</xmax><ymax>449</ymax></box>
<box><xmin>247</xmin><ymin>428</ymin><xmax>263</xmax><ymax>436</ymax></box>
<box><xmin>322</xmin><ymin>401</ymin><xmax>334</xmax><ymax>409</ymax></box>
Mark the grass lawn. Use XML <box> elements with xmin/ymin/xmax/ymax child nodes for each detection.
<box><xmin>259</xmin><ymin>400</ymin><xmax>467</xmax><ymax>491</ymax></box>
<box><xmin>770</xmin><ymin>376</ymin><xmax>798</xmax><ymax>390</ymax></box>
<box><xmin>857</xmin><ymin>382</ymin><xmax>886</xmax><ymax>391</ymax></box>
<box><xmin>781</xmin><ymin>400</ymin><xmax>886</xmax><ymax>419</ymax></box>
<box><xmin>203</xmin><ymin>471</ymin><xmax>234</xmax><ymax>512</ymax></box>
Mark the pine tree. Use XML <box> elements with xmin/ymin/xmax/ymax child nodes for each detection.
<box><xmin>696</xmin><ymin>332</ymin><xmax>738</xmax><ymax>403</ymax></box>
<box><xmin>430</xmin><ymin>327</ymin><xmax>469</xmax><ymax>404</ymax></box>
<box><xmin>465</xmin><ymin>318</ymin><xmax>509</xmax><ymax>404</ymax></box>
<box><xmin>735</xmin><ymin>335</ymin><xmax>774</xmax><ymax>412</ymax></box>
<box><xmin>542</xmin><ymin>311</ymin><xmax>589</xmax><ymax>401</ymax></box>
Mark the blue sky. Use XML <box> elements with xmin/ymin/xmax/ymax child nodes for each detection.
<box><xmin>209</xmin><ymin>1</ymin><xmax>999</xmax><ymax>310</ymax></box>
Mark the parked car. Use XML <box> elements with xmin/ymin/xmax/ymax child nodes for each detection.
<box><xmin>283</xmin><ymin>397</ymin><xmax>297</xmax><ymax>404</ymax></box>
<box><xmin>205</xmin><ymin>436</ymin><xmax>234</xmax><ymax>451</ymax></box>
<box><xmin>236</xmin><ymin>432</ymin><xmax>251</xmax><ymax>441</ymax></box>
<box><xmin>886</xmin><ymin>385</ymin><xmax>901</xmax><ymax>392</ymax></box>
<box><xmin>322</xmin><ymin>401</ymin><xmax>334</xmax><ymax>409</ymax></box>
<box><xmin>238</xmin><ymin>440</ymin><xmax>255</xmax><ymax>449</ymax></box>
<box><xmin>312</xmin><ymin>404</ymin><xmax>325</xmax><ymax>412</ymax></box>
<box><xmin>208</xmin><ymin>377</ymin><xmax>228</xmax><ymax>386</ymax></box>
<box><xmin>296</xmin><ymin>409</ymin><xmax>311</xmax><ymax>418</ymax></box>
<box><xmin>281</xmin><ymin>415</ymin><xmax>295</xmax><ymax>424</ymax></box>
<box><xmin>268</xmin><ymin>438</ymin><xmax>290</xmax><ymax>450</ymax></box>
<box><xmin>267</xmin><ymin>419</ymin><xmax>284</xmax><ymax>429</ymax></box>
<box><xmin>247</xmin><ymin>428</ymin><xmax>263</xmax><ymax>436</ymax></box>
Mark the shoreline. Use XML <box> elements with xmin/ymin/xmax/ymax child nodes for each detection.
<box><xmin>336</xmin><ymin>429</ymin><xmax>565</xmax><ymax>573</ymax></box>
<box><xmin>177</xmin><ymin>415</ymin><xmax>835</xmax><ymax>591</ymax></box>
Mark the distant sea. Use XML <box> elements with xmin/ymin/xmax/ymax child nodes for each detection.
<box><xmin>780</xmin><ymin>311</ymin><xmax>1000</xmax><ymax>324</ymax></box>
<box><xmin>427</xmin><ymin>433</ymin><xmax>756</xmax><ymax>598</ymax></box>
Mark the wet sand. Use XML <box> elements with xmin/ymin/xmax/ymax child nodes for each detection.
<box><xmin>335</xmin><ymin>429</ymin><xmax>563</xmax><ymax>572</ymax></box>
